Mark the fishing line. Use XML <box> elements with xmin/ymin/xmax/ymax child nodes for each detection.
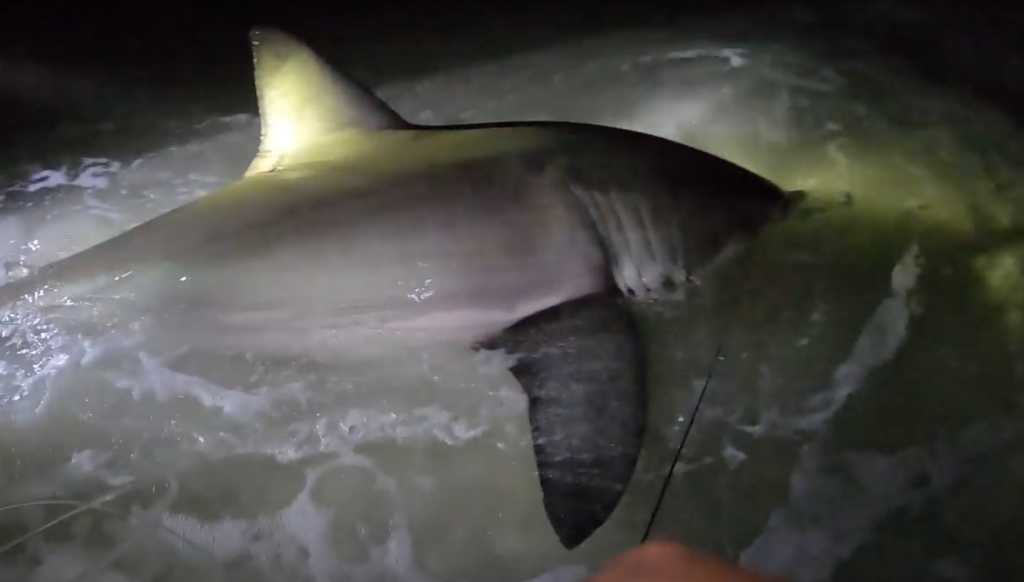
<box><xmin>637</xmin><ymin>202</ymin><xmax>773</xmax><ymax>542</ymax></box>
<box><xmin>640</xmin><ymin>342</ymin><xmax>722</xmax><ymax>543</ymax></box>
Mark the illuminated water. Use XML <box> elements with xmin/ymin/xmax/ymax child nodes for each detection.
<box><xmin>2</xmin><ymin>6</ymin><xmax>1023</xmax><ymax>582</ymax></box>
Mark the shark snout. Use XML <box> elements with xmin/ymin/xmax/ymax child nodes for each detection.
<box><xmin>779</xmin><ymin>189</ymin><xmax>808</xmax><ymax>217</ymax></box>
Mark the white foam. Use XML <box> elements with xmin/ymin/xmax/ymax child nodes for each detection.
<box><xmin>796</xmin><ymin>244</ymin><xmax>923</xmax><ymax>432</ymax></box>
<box><xmin>739</xmin><ymin>442</ymin><xmax>929</xmax><ymax>581</ymax></box>
<box><xmin>4</xmin><ymin>158</ymin><xmax>121</xmax><ymax>194</ymax></box>
<box><xmin>739</xmin><ymin>421</ymin><xmax>1022</xmax><ymax>581</ymax></box>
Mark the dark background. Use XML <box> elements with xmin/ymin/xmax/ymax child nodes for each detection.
<box><xmin>1</xmin><ymin>0</ymin><xmax>1022</xmax><ymax>140</ymax></box>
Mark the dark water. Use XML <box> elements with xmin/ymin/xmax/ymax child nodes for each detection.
<box><xmin>2</xmin><ymin>0</ymin><xmax>1023</xmax><ymax>135</ymax></box>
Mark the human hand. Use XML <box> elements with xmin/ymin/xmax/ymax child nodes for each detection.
<box><xmin>587</xmin><ymin>541</ymin><xmax>782</xmax><ymax>582</ymax></box>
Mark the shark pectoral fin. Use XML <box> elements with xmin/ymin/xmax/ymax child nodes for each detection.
<box><xmin>482</xmin><ymin>293</ymin><xmax>647</xmax><ymax>550</ymax></box>
<box><xmin>245</xmin><ymin>27</ymin><xmax>410</xmax><ymax>175</ymax></box>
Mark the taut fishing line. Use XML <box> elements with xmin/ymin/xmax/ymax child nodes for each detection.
<box><xmin>640</xmin><ymin>342</ymin><xmax>722</xmax><ymax>543</ymax></box>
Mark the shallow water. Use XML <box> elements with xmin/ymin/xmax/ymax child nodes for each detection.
<box><xmin>2</xmin><ymin>6</ymin><xmax>1024</xmax><ymax>582</ymax></box>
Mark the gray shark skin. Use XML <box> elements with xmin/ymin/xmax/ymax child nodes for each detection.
<box><xmin>0</xmin><ymin>28</ymin><xmax>799</xmax><ymax>549</ymax></box>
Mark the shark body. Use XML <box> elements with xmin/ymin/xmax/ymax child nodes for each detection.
<box><xmin>0</xmin><ymin>28</ymin><xmax>798</xmax><ymax>549</ymax></box>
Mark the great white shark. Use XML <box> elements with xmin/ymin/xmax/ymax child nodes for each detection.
<box><xmin>0</xmin><ymin>28</ymin><xmax>801</xmax><ymax>549</ymax></box>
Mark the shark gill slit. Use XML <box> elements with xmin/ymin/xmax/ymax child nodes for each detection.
<box><xmin>568</xmin><ymin>184</ymin><xmax>685</xmax><ymax>299</ymax></box>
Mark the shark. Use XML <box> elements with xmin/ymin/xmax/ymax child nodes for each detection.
<box><xmin>0</xmin><ymin>27</ymin><xmax>801</xmax><ymax>549</ymax></box>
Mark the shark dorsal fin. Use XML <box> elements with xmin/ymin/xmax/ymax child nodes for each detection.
<box><xmin>245</xmin><ymin>27</ymin><xmax>409</xmax><ymax>175</ymax></box>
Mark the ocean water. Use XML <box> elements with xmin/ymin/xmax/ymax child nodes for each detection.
<box><xmin>2</xmin><ymin>5</ymin><xmax>1023</xmax><ymax>582</ymax></box>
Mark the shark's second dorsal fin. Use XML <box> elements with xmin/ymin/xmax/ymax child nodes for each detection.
<box><xmin>245</xmin><ymin>27</ymin><xmax>410</xmax><ymax>175</ymax></box>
